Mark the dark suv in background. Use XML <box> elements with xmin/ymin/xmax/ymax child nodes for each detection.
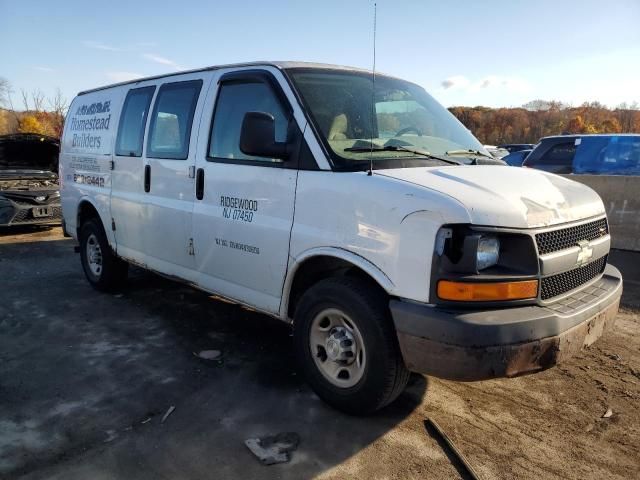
<box><xmin>522</xmin><ymin>134</ymin><xmax>640</xmax><ymax>175</ymax></box>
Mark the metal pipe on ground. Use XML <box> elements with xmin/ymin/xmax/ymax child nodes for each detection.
<box><xmin>424</xmin><ymin>418</ymin><xmax>482</xmax><ymax>480</ymax></box>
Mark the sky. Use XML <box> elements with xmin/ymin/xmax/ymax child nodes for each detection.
<box><xmin>1</xmin><ymin>0</ymin><xmax>639</xmax><ymax>110</ymax></box>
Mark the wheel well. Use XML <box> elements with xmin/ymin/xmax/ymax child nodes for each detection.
<box><xmin>76</xmin><ymin>201</ymin><xmax>101</xmax><ymax>235</ymax></box>
<box><xmin>287</xmin><ymin>255</ymin><xmax>388</xmax><ymax>319</ymax></box>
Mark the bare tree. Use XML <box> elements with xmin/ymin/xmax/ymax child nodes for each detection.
<box><xmin>20</xmin><ymin>89</ymin><xmax>29</xmax><ymax>111</ymax></box>
<box><xmin>0</xmin><ymin>77</ymin><xmax>10</xmax><ymax>107</ymax></box>
<box><xmin>47</xmin><ymin>88</ymin><xmax>69</xmax><ymax>137</ymax></box>
<box><xmin>20</xmin><ymin>88</ymin><xmax>46</xmax><ymax>111</ymax></box>
<box><xmin>47</xmin><ymin>88</ymin><xmax>68</xmax><ymax>116</ymax></box>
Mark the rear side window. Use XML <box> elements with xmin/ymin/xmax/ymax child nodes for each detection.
<box><xmin>115</xmin><ymin>86</ymin><xmax>155</xmax><ymax>157</ymax></box>
<box><xmin>147</xmin><ymin>80</ymin><xmax>202</xmax><ymax>160</ymax></box>
<box><xmin>208</xmin><ymin>81</ymin><xmax>288</xmax><ymax>163</ymax></box>
<box><xmin>534</xmin><ymin>142</ymin><xmax>576</xmax><ymax>166</ymax></box>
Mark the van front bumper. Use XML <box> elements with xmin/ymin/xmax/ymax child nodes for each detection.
<box><xmin>390</xmin><ymin>264</ymin><xmax>622</xmax><ymax>381</ymax></box>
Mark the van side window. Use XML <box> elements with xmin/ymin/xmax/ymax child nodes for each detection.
<box><xmin>115</xmin><ymin>86</ymin><xmax>155</xmax><ymax>157</ymax></box>
<box><xmin>147</xmin><ymin>80</ymin><xmax>202</xmax><ymax>160</ymax></box>
<box><xmin>208</xmin><ymin>81</ymin><xmax>288</xmax><ymax>163</ymax></box>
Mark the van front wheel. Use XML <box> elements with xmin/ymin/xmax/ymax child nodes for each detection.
<box><xmin>79</xmin><ymin>218</ymin><xmax>128</xmax><ymax>292</ymax></box>
<box><xmin>293</xmin><ymin>276</ymin><xmax>410</xmax><ymax>415</ymax></box>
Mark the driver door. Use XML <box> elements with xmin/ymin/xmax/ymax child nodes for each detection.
<box><xmin>191</xmin><ymin>69</ymin><xmax>301</xmax><ymax>314</ymax></box>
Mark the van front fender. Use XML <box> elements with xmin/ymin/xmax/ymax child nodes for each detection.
<box><xmin>280</xmin><ymin>246</ymin><xmax>395</xmax><ymax>320</ymax></box>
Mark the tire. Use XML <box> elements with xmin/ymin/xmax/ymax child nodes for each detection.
<box><xmin>293</xmin><ymin>276</ymin><xmax>410</xmax><ymax>415</ymax></box>
<box><xmin>79</xmin><ymin>218</ymin><xmax>128</xmax><ymax>292</ymax></box>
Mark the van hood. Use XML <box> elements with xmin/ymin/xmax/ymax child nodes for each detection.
<box><xmin>377</xmin><ymin>166</ymin><xmax>605</xmax><ymax>228</ymax></box>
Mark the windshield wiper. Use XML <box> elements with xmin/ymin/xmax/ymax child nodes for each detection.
<box><xmin>445</xmin><ymin>149</ymin><xmax>495</xmax><ymax>160</ymax></box>
<box><xmin>344</xmin><ymin>145</ymin><xmax>462</xmax><ymax>166</ymax></box>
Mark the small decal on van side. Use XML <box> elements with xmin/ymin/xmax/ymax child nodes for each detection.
<box><xmin>69</xmin><ymin>156</ymin><xmax>101</xmax><ymax>173</ymax></box>
<box><xmin>215</xmin><ymin>238</ymin><xmax>260</xmax><ymax>254</ymax></box>
<box><xmin>73</xmin><ymin>174</ymin><xmax>107</xmax><ymax>188</ymax></box>
<box><xmin>220</xmin><ymin>195</ymin><xmax>258</xmax><ymax>223</ymax></box>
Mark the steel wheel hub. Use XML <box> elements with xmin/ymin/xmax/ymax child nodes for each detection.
<box><xmin>309</xmin><ymin>308</ymin><xmax>366</xmax><ymax>388</ymax></box>
<box><xmin>86</xmin><ymin>233</ymin><xmax>103</xmax><ymax>277</ymax></box>
<box><xmin>325</xmin><ymin>327</ymin><xmax>356</xmax><ymax>363</ymax></box>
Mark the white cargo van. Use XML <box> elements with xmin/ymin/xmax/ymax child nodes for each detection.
<box><xmin>60</xmin><ymin>62</ymin><xmax>622</xmax><ymax>414</ymax></box>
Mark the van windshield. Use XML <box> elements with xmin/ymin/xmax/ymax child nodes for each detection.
<box><xmin>287</xmin><ymin>69</ymin><xmax>487</xmax><ymax>168</ymax></box>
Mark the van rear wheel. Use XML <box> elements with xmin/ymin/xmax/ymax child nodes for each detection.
<box><xmin>293</xmin><ymin>276</ymin><xmax>410</xmax><ymax>415</ymax></box>
<box><xmin>79</xmin><ymin>218</ymin><xmax>128</xmax><ymax>292</ymax></box>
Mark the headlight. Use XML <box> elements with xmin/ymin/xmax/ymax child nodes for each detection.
<box><xmin>476</xmin><ymin>235</ymin><xmax>500</xmax><ymax>270</ymax></box>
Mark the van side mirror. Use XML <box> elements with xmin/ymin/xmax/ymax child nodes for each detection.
<box><xmin>239</xmin><ymin>111</ymin><xmax>288</xmax><ymax>160</ymax></box>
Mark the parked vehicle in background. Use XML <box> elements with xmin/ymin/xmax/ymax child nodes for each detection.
<box><xmin>60</xmin><ymin>61</ymin><xmax>622</xmax><ymax>414</ymax></box>
<box><xmin>0</xmin><ymin>133</ymin><xmax>61</xmax><ymax>227</ymax></box>
<box><xmin>498</xmin><ymin>143</ymin><xmax>534</xmax><ymax>153</ymax></box>
<box><xmin>503</xmin><ymin>149</ymin><xmax>532</xmax><ymax>167</ymax></box>
<box><xmin>483</xmin><ymin>145</ymin><xmax>509</xmax><ymax>159</ymax></box>
<box><xmin>522</xmin><ymin>134</ymin><xmax>640</xmax><ymax>175</ymax></box>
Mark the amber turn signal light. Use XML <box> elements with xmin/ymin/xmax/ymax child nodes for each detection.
<box><xmin>437</xmin><ymin>279</ymin><xmax>539</xmax><ymax>301</ymax></box>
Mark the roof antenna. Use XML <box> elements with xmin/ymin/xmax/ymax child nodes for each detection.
<box><xmin>368</xmin><ymin>2</ymin><xmax>377</xmax><ymax>176</ymax></box>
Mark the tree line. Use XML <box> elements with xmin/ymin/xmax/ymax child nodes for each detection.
<box><xmin>449</xmin><ymin>100</ymin><xmax>640</xmax><ymax>145</ymax></box>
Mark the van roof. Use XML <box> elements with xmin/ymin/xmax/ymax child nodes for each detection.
<box><xmin>77</xmin><ymin>61</ymin><xmax>376</xmax><ymax>96</ymax></box>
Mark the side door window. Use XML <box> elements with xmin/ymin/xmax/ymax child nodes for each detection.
<box><xmin>208</xmin><ymin>81</ymin><xmax>289</xmax><ymax>164</ymax></box>
<box><xmin>115</xmin><ymin>86</ymin><xmax>155</xmax><ymax>157</ymax></box>
<box><xmin>111</xmin><ymin>86</ymin><xmax>156</xmax><ymax>258</ymax></box>
<box><xmin>147</xmin><ymin>80</ymin><xmax>202</xmax><ymax>160</ymax></box>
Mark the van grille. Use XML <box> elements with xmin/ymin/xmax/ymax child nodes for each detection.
<box><xmin>540</xmin><ymin>255</ymin><xmax>607</xmax><ymax>300</ymax></box>
<box><xmin>536</xmin><ymin>218</ymin><xmax>608</xmax><ymax>255</ymax></box>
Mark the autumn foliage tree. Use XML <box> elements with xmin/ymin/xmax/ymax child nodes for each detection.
<box><xmin>17</xmin><ymin>115</ymin><xmax>46</xmax><ymax>135</ymax></box>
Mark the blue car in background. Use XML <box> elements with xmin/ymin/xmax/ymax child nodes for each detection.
<box><xmin>522</xmin><ymin>134</ymin><xmax>640</xmax><ymax>175</ymax></box>
<box><xmin>503</xmin><ymin>149</ymin><xmax>532</xmax><ymax>166</ymax></box>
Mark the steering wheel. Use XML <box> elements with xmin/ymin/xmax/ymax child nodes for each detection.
<box><xmin>395</xmin><ymin>126</ymin><xmax>422</xmax><ymax>136</ymax></box>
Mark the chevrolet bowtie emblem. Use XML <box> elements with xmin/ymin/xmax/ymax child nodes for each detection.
<box><xmin>576</xmin><ymin>240</ymin><xmax>594</xmax><ymax>267</ymax></box>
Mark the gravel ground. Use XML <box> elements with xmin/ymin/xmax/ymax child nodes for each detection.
<box><xmin>1</xmin><ymin>227</ymin><xmax>638</xmax><ymax>479</ymax></box>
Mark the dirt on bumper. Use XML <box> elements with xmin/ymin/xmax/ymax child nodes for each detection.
<box><xmin>396</xmin><ymin>297</ymin><xmax>620</xmax><ymax>381</ymax></box>
<box><xmin>391</xmin><ymin>264</ymin><xmax>623</xmax><ymax>381</ymax></box>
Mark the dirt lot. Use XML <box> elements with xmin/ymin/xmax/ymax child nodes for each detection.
<box><xmin>1</xmin><ymin>227</ymin><xmax>639</xmax><ymax>479</ymax></box>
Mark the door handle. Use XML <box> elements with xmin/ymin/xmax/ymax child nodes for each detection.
<box><xmin>195</xmin><ymin>168</ymin><xmax>205</xmax><ymax>200</ymax></box>
<box><xmin>144</xmin><ymin>165</ymin><xmax>151</xmax><ymax>193</ymax></box>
